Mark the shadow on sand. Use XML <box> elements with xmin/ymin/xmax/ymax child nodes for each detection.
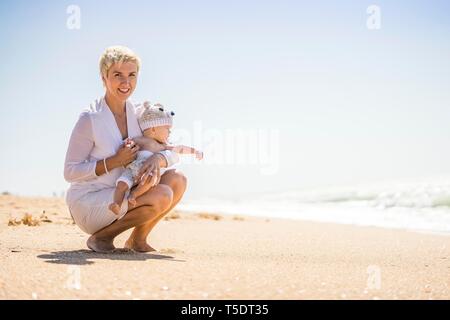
<box><xmin>37</xmin><ymin>248</ymin><xmax>185</xmax><ymax>265</ymax></box>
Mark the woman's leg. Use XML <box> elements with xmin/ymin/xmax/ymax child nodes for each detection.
<box><xmin>87</xmin><ymin>184</ymin><xmax>173</xmax><ymax>253</ymax></box>
<box><xmin>125</xmin><ymin>170</ymin><xmax>187</xmax><ymax>252</ymax></box>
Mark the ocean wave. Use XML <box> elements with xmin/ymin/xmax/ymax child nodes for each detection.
<box><xmin>184</xmin><ymin>178</ymin><xmax>450</xmax><ymax>234</ymax></box>
<box><xmin>264</xmin><ymin>182</ymin><xmax>450</xmax><ymax>210</ymax></box>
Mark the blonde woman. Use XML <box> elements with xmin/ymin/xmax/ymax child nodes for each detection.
<box><xmin>64</xmin><ymin>46</ymin><xmax>187</xmax><ymax>253</ymax></box>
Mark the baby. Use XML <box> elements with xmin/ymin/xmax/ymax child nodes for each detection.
<box><xmin>109</xmin><ymin>102</ymin><xmax>203</xmax><ymax>215</ymax></box>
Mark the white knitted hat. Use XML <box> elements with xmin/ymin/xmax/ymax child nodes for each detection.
<box><xmin>138</xmin><ymin>101</ymin><xmax>175</xmax><ymax>131</ymax></box>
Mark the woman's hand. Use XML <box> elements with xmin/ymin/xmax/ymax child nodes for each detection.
<box><xmin>136</xmin><ymin>154</ymin><xmax>163</xmax><ymax>187</ymax></box>
<box><xmin>112</xmin><ymin>139</ymin><xmax>139</xmax><ymax>168</ymax></box>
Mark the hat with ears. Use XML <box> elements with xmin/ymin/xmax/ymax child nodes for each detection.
<box><xmin>137</xmin><ymin>101</ymin><xmax>175</xmax><ymax>131</ymax></box>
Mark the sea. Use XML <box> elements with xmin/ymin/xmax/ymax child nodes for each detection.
<box><xmin>180</xmin><ymin>177</ymin><xmax>450</xmax><ymax>235</ymax></box>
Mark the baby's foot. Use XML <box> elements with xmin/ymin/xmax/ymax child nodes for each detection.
<box><xmin>108</xmin><ymin>203</ymin><xmax>121</xmax><ymax>215</ymax></box>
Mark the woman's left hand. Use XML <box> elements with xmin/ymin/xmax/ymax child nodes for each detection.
<box><xmin>137</xmin><ymin>154</ymin><xmax>162</xmax><ymax>187</ymax></box>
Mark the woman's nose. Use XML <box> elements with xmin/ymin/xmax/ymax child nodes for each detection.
<box><xmin>119</xmin><ymin>75</ymin><xmax>130</xmax><ymax>84</ymax></box>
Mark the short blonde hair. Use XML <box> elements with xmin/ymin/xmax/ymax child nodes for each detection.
<box><xmin>99</xmin><ymin>45</ymin><xmax>141</xmax><ymax>79</ymax></box>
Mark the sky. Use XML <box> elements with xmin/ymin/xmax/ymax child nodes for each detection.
<box><xmin>0</xmin><ymin>0</ymin><xmax>449</xmax><ymax>201</ymax></box>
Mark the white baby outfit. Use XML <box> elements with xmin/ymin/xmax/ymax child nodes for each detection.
<box><xmin>117</xmin><ymin>150</ymin><xmax>156</xmax><ymax>188</ymax></box>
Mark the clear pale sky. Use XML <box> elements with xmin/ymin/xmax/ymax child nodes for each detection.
<box><xmin>1</xmin><ymin>0</ymin><xmax>449</xmax><ymax>200</ymax></box>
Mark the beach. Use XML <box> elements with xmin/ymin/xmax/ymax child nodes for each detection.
<box><xmin>0</xmin><ymin>194</ymin><xmax>449</xmax><ymax>300</ymax></box>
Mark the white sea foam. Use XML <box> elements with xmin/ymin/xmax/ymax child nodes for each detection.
<box><xmin>180</xmin><ymin>177</ymin><xmax>450</xmax><ymax>235</ymax></box>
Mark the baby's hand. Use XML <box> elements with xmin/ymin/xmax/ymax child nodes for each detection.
<box><xmin>195</xmin><ymin>150</ymin><xmax>203</xmax><ymax>160</ymax></box>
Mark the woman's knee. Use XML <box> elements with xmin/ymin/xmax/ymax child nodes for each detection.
<box><xmin>159</xmin><ymin>184</ymin><xmax>174</xmax><ymax>210</ymax></box>
<box><xmin>144</xmin><ymin>184</ymin><xmax>173</xmax><ymax>213</ymax></box>
<box><xmin>174</xmin><ymin>171</ymin><xmax>188</xmax><ymax>191</ymax></box>
<box><xmin>163</xmin><ymin>170</ymin><xmax>188</xmax><ymax>192</ymax></box>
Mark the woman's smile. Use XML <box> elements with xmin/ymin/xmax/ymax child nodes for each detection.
<box><xmin>118</xmin><ymin>87</ymin><xmax>130</xmax><ymax>95</ymax></box>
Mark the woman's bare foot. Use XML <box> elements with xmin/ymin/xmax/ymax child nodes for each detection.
<box><xmin>108</xmin><ymin>203</ymin><xmax>121</xmax><ymax>215</ymax></box>
<box><xmin>87</xmin><ymin>235</ymin><xmax>115</xmax><ymax>253</ymax></box>
<box><xmin>124</xmin><ymin>238</ymin><xmax>156</xmax><ymax>253</ymax></box>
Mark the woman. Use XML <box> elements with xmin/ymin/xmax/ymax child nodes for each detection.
<box><xmin>64</xmin><ymin>45</ymin><xmax>187</xmax><ymax>253</ymax></box>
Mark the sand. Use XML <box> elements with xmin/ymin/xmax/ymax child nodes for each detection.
<box><xmin>0</xmin><ymin>194</ymin><xmax>449</xmax><ymax>300</ymax></box>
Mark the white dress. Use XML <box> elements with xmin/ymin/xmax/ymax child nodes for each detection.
<box><xmin>64</xmin><ymin>97</ymin><xmax>178</xmax><ymax>234</ymax></box>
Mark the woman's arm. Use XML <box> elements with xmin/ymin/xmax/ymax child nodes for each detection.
<box><xmin>93</xmin><ymin>154</ymin><xmax>122</xmax><ymax>176</ymax></box>
<box><xmin>94</xmin><ymin>142</ymin><xmax>140</xmax><ymax>176</ymax></box>
<box><xmin>64</xmin><ymin>113</ymin><xmax>99</xmax><ymax>183</ymax></box>
<box><xmin>64</xmin><ymin>113</ymin><xmax>139</xmax><ymax>182</ymax></box>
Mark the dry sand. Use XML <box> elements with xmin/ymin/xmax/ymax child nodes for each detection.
<box><xmin>0</xmin><ymin>194</ymin><xmax>450</xmax><ymax>300</ymax></box>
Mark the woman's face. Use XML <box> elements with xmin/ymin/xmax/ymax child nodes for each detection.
<box><xmin>103</xmin><ymin>62</ymin><xmax>138</xmax><ymax>102</ymax></box>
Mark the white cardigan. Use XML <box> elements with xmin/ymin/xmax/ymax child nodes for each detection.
<box><xmin>64</xmin><ymin>97</ymin><xmax>178</xmax><ymax>206</ymax></box>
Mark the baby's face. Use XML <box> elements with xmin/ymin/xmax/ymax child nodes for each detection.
<box><xmin>147</xmin><ymin>125</ymin><xmax>171</xmax><ymax>144</ymax></box>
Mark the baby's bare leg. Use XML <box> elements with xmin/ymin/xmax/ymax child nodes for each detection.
<box><xmin>109</xmin><ymin>181</ymin><xmax>130</xmax><ymax>215</ymax></box>
<box><xmin>128</xmin><ymin>182</ymin><xmax>153</xmax><ymax>208</ymax></box>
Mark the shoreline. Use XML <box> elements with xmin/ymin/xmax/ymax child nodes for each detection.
<box><xmin>3</xmin><ymin>194</ymin><xmax>450</xmax><ymax>237</ymax></box>
<box><xmin>178</xmin><ymin>204</ymin><xmax>450</xmax><ymax>238</ymax></box>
